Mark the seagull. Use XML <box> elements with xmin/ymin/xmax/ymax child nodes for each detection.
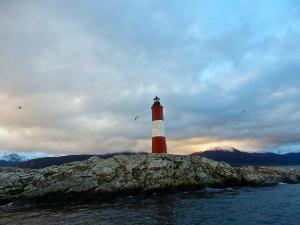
<box><xmin>134</xmin><ymin>114</ymin><xmax>139</xmax><ymax>121</ymax></box>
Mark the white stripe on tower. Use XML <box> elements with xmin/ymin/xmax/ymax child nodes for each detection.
<box><xmin>152</xmin><ymin>120</ymin><xmax>166</xmax><ymax>137</ymax></box>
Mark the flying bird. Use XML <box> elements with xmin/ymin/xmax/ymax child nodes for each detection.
<box><xmin>134</xmin><ymin>114</ymin><xmax>139</xmax><ymax>121</ymax></box>
<box><xmin>241</xmin><ymin>109</ymin><xmax>246</xmax><ymax>115</ymax></box>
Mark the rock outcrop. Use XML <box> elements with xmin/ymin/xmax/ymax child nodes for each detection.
<box><xmin>1</xmin><ymin>154</ymin><xmax>300</xmax><ymax>204</ymax></box>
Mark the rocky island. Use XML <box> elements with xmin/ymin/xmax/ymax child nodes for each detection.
<box><xmin>1</xmin><ymin>154</ymin><xmax>300</xmax><ymax>205</ymax></box>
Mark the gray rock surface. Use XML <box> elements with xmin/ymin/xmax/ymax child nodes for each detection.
<box><xmin>0</xmin><ymin>154</ymin><xmax>299</xmax><ymax>204</ymax></box>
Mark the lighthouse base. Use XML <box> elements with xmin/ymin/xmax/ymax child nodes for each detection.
<box><xmin>152</xmin><ymin>136</ymin><xmax>167</xmax><ymax>153</ymax></box>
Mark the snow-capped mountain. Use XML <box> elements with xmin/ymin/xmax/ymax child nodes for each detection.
<box><xmin>1</xmin><ymin>153</ymin><xmax>29</xmax><ymax>162</ymax></box>
<box><xmin>205</xmin><ymin>146</ymin><xmax>241</xmax><ymax>152</ymax></box>
<box><xmin>0</xmin><ymin>152</ymin><xmax>59</xmax><ymax>162</ymax></box>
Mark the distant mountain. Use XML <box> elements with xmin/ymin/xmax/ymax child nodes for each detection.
<box><xmin>0</xmin><ymin>152</ymin><xmax>57</xmax><ymax>167</ymax></box>
<box><xmin>0</xmin><ymin>160</ymin><xmax>15</xmax><ymax>167</ymax></box>
<box><xmin>2</xmin><ymin>148</ymin><xmax>300</xmax><ymax>168</ymax></box>
<box><xmin>0</xmin><ymin>153</ymin><xmax>30</xmax><ymax>167</ymax></box>
<box><xmin>192</xmin><ymin>148</ymin><xmax>300</xmax><ymax>166</ymax></box>
<box><xmin>0</xmin><ymin>151</ymin><xmax>146</xmax><ymax>169</ymax></box>
<box><xmin>1</xmin><ymin>153</ymin><xmax>29</xmax><ymax>162</ymax></box>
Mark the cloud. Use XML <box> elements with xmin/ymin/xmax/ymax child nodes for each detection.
<box><xmin>0</xmin><ymin>0</ymin><xmax>300</xmax><ymax>154</ymax></box>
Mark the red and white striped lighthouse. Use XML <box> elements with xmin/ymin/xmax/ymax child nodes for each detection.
<box><xmin>151</xmin><ymin>96</ymin><xmax>167</xmax><ymax>153</ymax></box>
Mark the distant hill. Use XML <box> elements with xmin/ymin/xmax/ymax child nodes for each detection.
<box><xmin>0</xmin><ymin>160</ymin><xmax>15</xmax><ymax>167</ymax></box>
<box><xmin>0</xmin><ymin>153</ymin><xmax>29</xmax><ymax>168</ymax></box>
<box><xmin>192</xmin><ymin>148</ymin><xmax>300</xmax><ymax>166</ymax></box>
<box><xmin>0</xmin><ymin>152</ymin><xmax>58</xmax><ymax>167</ymax></box>
<box><xmin>2</xmin><ymin>148</ymin><xmax>300</xmax><ymax>168</ymax></box>
<box><xmin>1</xmin><ymin>153</ymin><xmax>29</xmax><ymax>162</ymax></box>
<box><xmin>0</xmin><ymin>152</ymin><xmax>146</xmax><ymax>169</ymax></box>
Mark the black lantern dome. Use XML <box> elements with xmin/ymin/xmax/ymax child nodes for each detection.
<box><xmin>154</xmin><ymin>96</ymin><xmax>160</xmax><ymax>102</ymax></box>
<box><xmin>153</xmin><ymin>96</ymin><xmax>160</xmax><ymax>105</ymax></box>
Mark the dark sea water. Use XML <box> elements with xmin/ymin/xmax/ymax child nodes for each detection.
<box><xmin>1</xmin><ymin>166</ymin><xmax>300</xmax><ymax>225</ymax></box>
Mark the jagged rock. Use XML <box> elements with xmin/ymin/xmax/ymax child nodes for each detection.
<box><xmin>0</xmin><ymin>154</ymin><xmax>299</xmax><ymax>204</ymax></box>
<box><xmin>238</xmin><ymin>166</ymin><xmax>300</xmax><ymax>185</ymax></box>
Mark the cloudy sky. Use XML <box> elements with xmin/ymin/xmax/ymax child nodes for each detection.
<box><xmin>0</xmin><ymin>0</ymin><xmax>300</xmax><ymax>155</ymax></box>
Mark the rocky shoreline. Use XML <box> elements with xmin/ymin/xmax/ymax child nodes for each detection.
<box><xmin>1</xmin><ymin>154</ymin><xmax>300</xmax><ymax>205</ymax></box>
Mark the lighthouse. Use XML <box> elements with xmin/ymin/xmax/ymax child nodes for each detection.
<box><xmin>151</xmin><ymin>96</ymin><xmax>167</xmax><ymax>153</ymax></box>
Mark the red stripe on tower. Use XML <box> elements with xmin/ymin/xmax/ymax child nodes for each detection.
<box><xmin>151</xmin><ymin>96</ymin><xmax>167</xmax><ymax>153</ymax></box>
